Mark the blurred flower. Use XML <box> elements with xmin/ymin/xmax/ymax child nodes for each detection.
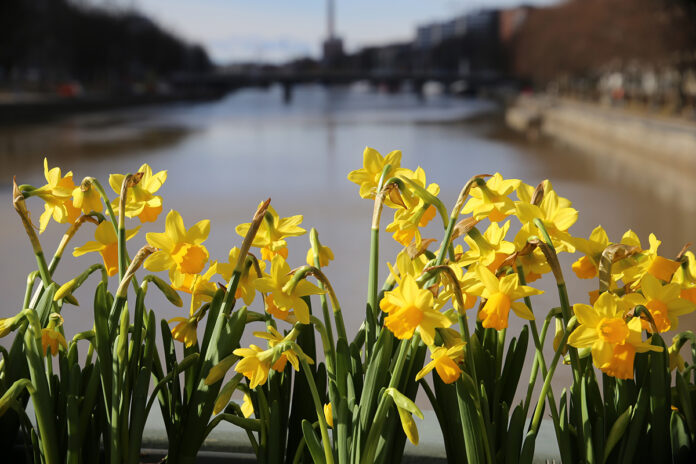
<box><xmin>306</xmin><ymin>243</ymin><xmax>334</xmax><ymax>267</ymax></box>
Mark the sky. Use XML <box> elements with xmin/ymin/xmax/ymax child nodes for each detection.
<box><xmin>91</xmin><ymin>0</ymin><xmax>558</xmax><ymax>64</ymax></box>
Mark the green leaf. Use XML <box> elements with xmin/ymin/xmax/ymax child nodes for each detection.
<box><xmin>505</xmin><ymin>404</ymin><xmax>526</xmax><ymax>464</ymax></box>
<box><xmin>301</xmin><ymin>419</ymin><xmax>326</xmax><ymax>464</ymax></box>
<box><xmin>670</xmin><ymin>410</ymin><xmax>692</xmax><ymax>462</ymax></box>
<box><xmin>384</xmin><ymin>387</ymin><xmax>423</xmax><ymax>419</ymax></box>
<box><xmin>602</xmin><ymin>406</ymin><xmax>631</xmax><ymax>464</ymax></box>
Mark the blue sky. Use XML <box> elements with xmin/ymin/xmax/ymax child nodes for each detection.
<box><xmin>94</xmin><ymin>0</ymin><xmax>558</xmax><ymax>64</ymax></box>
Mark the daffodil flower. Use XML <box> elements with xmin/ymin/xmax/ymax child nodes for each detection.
<box><xmin>253</xmin><ymin>326</ymin><xmax>313</xmax><ymax>372</ymax></box>
<box><xmin>33</xmin><ymin>158</ymin><xmax>80</xmax><ymax>233</ymax></box>
<box><xmin>462</xmin><ymin>172</ymin><xmax>521</xmax><ymax>222</ymax></box>
<box><xmin>218</xmin><ymin>247</ymin><xmax>266</xmax><ymax>305</ymax></box>
<box><xmin>473</xmin><ymin>266</ymin><xmax>542</xmax><ymax>330</ymax></box>
<box><xmin>233</xmin><ymin>344</ymin><xmax>272</xmax><ymax>389</ymax></box>
<box><xmin>671</xmin><ymin>251</ymin><xmax>696</xmax><ymax>303</ymax></box>
<box><xmin>638</xmin><ymin>274</ymin><xmax>695</xmax><ymax>333</ymax></box>
<box><xmin>73</xmin><ymin>221</ymin><xmax>140</xmax><ymax>276</ymax></box>
<box><xmin>170</xmin><ymin>262</ymin><xmax>219</xmax><ymax>313</ymax></box>
<box><xmin>72</xmin><ymin>179</ymin><xmax>103</xmax><ymax>214</ymax></box>
<box><xmin>515</xmin><ymin>180</ymin><xmax>578</xmax><ymax>253</ymax></box>
<box><xmin>110</xmin><ymin>163</ymin><xmax>167</xmax><ymax>223</ymax></box>
<box><xmin>570</xmin><ymin>225</ymin><xmax>611</xmax><ymax>279</ymax></box>
<box><xmin>41</xmin><ymin>313</ymin><xmax>67</xmax><ymax>357</ymax></box>
<box><xmin>236</xmin><ymin>204</ymin><xmax>305</xmax><ymax>260</ymax></box>
<box><xmin>415</xmin><ymin>344</ymin><xmax>465</xmax><ymax>384</ymax></box>
<box><xmin>241</xmin><ymin>394</ymin><xmax>254</xmax><ymax>418</ymax></box>
<box><xmin>253</xmin><ymin>255</ymin><xmax>323</xmax><ymax>324</ymax></box>
<box><xmin>347</xmin><ymin>146</ymin><xmax>406</xmax><ymax>199</ymax></box>
<box><xmin>458</xmin><ymin>221</ymin><xmax>515</xmax><ymax>272</ymax></box>
<box><xmin>568</xmin><ymin>292</ymin><xmax>660</xmax><ymax>379</ymax></box>
<box><xmin>144</xmin><ymin>210</ymin><xmax>210</xmax><ymax>276</ymax></box>
<box><xmin>169</xmin><ymin>315</ymin><xmax>198</xmax><ymax>348</ymax></box>
<box><xmin>380</xmin><ymin>274</ymin><xmax>451</xmax><ymax>345</ymax></box>
<box><xmin>619</xmin><ymin>233</ymin><xmax>681</xmax><ymax>288</ymax></box>
<box><xmin>306</xmin><ymin>243</ymin><xmax>334</xmax><ymax>267</ymax></box>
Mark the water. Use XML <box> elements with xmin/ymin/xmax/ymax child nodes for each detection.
<box><xmin>1</xmin><ymin>84</ymin><xmax>693</xmax><ymax>401</ymax></box>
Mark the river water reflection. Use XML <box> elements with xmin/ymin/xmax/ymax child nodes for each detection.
<box><xmin>1</xmin><ymin>84</ymin><xmax>694</xmax><ymax>398</ymax></box>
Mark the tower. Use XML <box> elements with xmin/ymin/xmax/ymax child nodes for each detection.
<box><xmin>322</xmin><ymin>0</ymin><xmax>343</xmax><ymax>67</ymax></box>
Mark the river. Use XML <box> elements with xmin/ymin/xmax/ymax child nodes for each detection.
<box><xmin>1</xmin><ymin>84</ymin><xmax>693</xmax><ymax>395</ymax></box>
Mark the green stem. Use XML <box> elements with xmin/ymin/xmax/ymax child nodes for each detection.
<box><xmin>297</xmin><ymin>353</ymin><xmax>334</xmax><ymax>464</ymax></box>
<box><xmin>310</xmin><ymin>229</ymin><xmax>336</xmax><ymax>350</ymax></box>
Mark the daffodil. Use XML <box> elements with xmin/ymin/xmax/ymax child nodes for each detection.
<box><xmin>473</xmin><ymin>266</ymin><xmax>542</xmax><ymax>330</ymax></box>
<box><xmin>347</xmin><ymin>146</ymin><xmax>406</xmax><ymax>199</ymax></box>
<box><xmin>41</xmin><ymin>313</ymin><xmax>67</xmax><ymax>357</ymax></box>
<box><xmin>307</xmin><ymin>243</ymin><xmax>334</xmax><ymax>267</ymax></box>
<box><xmin>241</xmin><ymin>394</ymin><xmax>254</xmax><ymax>418</ymax></box>
<box><xmin>458</xmin><ymin>221</ymin><xmax>515</xmax><ymax>272</ymax></box>
<box><xmin>638</xmin><ymin>274</ymin><xmax>695</xmax><ymax>333</ymax></box>
<box><xmin>110</xmin><ymin>163</ymin><xmax>167</xmax><ymax>223</ymax></box>
<box><xmin>170</xmin><ymin>263</ymin><xmax>219</xmax><ymax>313</ymax></box>
<box><xmin>571</xmin><ymin>225</ymin><xmax>610</xmax><ymax>279</ymax></box>
<box><xmin>168</xmin><ymin>315</ymin><xmax>198</xmax><ymax>348</ymax></box>
<box><xmin>619</xmin><ymin>233</ymin><xmax>680</xmax><ymax>287</ymax></box>
<box><xmin>33</xmin><ymin>159</ymin><xmax>80</xmax><ymax>233</ymax></box>
<box><xmin>253</xmin><ymin>326</ymin><xmax>313</xmax><ymax>372</ymax></box>
<box><xmin>236</xmin><ymin>204</ymin><xmax>305</xmax><ymax>260</ymax></box>
<box><xmin>515</xmin><ymin>180</ymin><xmax>578</xmax><ymax>253</ymax></box>
<box><xmin>218</xmin><ymin>248</ymin><xmax>266</xmax><ymax>305</ymax></box>
<box><xmin>415</xmin><ymin>344</ymin><xmax>465</xmax><ymax>384</ymax></box>
<box><xmin>386</xmin><ymin>203</ymin><xmax>437</xmax><ymax>246</ymax></box>
<box><xmin>672</xmin><ymin>251</ymin><xmax>696</xmax><ymax>303</ymax></box>
<box><xmin>568</xmin><ymin>292</ymin><xmax>661</xmax><ymax>379</ymax></box>
<box><xmin>253</xmin><ymin>255</ymin><xmax>323</xmax><ymax>324</ymax></box>
<box><xmin>73</xmin><ymin>221</ymin><xmax>140</xmax><ymax>276</ymax></box>
<box><xmin>72</xmin><ymin>179</ymin><xmax>103</xmax><ymax>214</ymax></box>
<box><xmin>233</xmin><ymin>344</ymin><xmax>272</xmax><ymax>389</ymax></box>
<box><xmin>462</xmin><ymin>173</ymin><xmax>521</xmax><ymax>222</ymax></box>
<box><xmin>324</xmin><ymin>403</ymin><xmax>333</xmax><ymax>428</ymax></box>
<box><xmin>144</xmin><ymin>210</ymin><xmax>210</xmax><ymax>276</ymax></box>
<box><xmin>380</xmin><ymin>274</ymin><xmax>451</xmax><ymax>345</ymax></box>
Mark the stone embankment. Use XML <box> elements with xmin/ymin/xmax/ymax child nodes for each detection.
<box><xmin>506</xmin><ymin>96</ymin><xmax>696</xmax><ymax>211</ymax></box>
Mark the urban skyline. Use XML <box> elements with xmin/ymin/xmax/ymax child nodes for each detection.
<box><xmin>87</xmin><ymin>0</ymin><xmax>558</xmax><ymax>64</ymax></box>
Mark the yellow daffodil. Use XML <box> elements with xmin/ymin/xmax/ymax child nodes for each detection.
<box><xmin>435</xmin><ymin>264</ymin><xmax>481</xmax><ymax>313</ymax></box>
<box><xmin>347</xmin><ymin>146</ymin><xmax>406</xmax><ymax>199</ymax></box>
<box><xmin>462</xmin><ymin>173</ymin><xmax>521</xmax><ymax>222</ymax></box>
<box><xmin>668</xmin><ymin>339</ymin><xmax>686</xmax><ymax>372</ymax></box>
<box><xmin>33</xmin><ymin>159</ymin><xmax>80</xmax><ymax>233</ymax></box>
<box><xmin>620</xmin><ymin>233</ymin><xmax>680</xmax><ymax>287</ymax></box>
<box><xmin>324</xmin><ymin>403</ymin><xmax>333</xmax><ymax>428</ymax></box>
<box><xmin>415</xmin><ymin>344</ymin><xmax>466</xmax><ymax>384</ymax></box>
<box><xmin>571</xmin><ymin>225</ymin><xmax>610</xmax><ymax>279</ymax></box>
<box><xmin>253</xmin><ymin>326</ymin><xmax>313</xmax><ymax>372</ymax></box>
<box><xmin>306</xmin><ymin>243</ymin><xmax>334</xmax><ymax>267</ymax></box>
<box><xmin>170</xmin><ymin>263</ymin><xmax>219</xmax><ymax>313</ymax></box>
<box><xmin>671</xmin><ymin>251</ymin><xmax>696</xmax><ymax>303</ymax></box>
<box><xmin>168</xmin><ymin>315</ymin><xmax>198</xmax><ymax>348</ymax></box>
<box><xmin>72</xmin><ymin>179</ymin><xmax>103</xmax><ymax>214</ymax></box>
<box><xmin>241</xmin><ymin>394</ymin><xmax>254</xmax><ymax>418</ymax></box>
<box><xmin>638</xmin><ymin>274</ymin><xmax>695</xmax><ymax>333</ymax></box>
<box><xmin>218</xmin><ymin>247</ymin><xmax>266</xmax><ymax>306</ymax></box>
<box><xmin>458</xmin><ymin>221</ymin><xmax>515</xmax><ymax>272</ymax></box>
<box><xmin>515</xmin><ymin>181</ymin><xmax>578</xmax><ymax>253</ymax></box>
<box><xmin>110</xmin><ymin>163</ymin><xmax>167</xmax><ymax>223</ymax></box>
<box><xmin>253</xmin><ymin>255</ymin><xmax>323</xmax><ymax>324</ymax></box>
<box><xmin>380</xmin><ymin>274</ymin><xmax>451</xmax><ymax>345</ymax></box>
<box><xmin>41</xmin><ymin>313</ymin><xmax>67</xmax><ymax>357</ymax></box>
<box><xmin>473</xmin><ymin>266</ymin><xmax>542</xmax><ymax>330</ymax></box>
<box><xmin>233</xmin><ymin>344</ymin><xmax>272</xmax><ymax>389</ymax></box>
<box><xmin>73</xmin><ymin>221</ymin><xmax>140</xmax><ymax>276</ymax></box>
<box><xmin>144</xmin><ymin>210</ymin><xmax>210</xmax><ymax>276</ymax></box>
<box><xmin>386</xmin><ymin>203</ymin><xmax>437</xmax><ymax>246</ymax></box>
<box><xmin>568</xmin><ymin>292</ymin><xmax>660</xmax><ymax>379</ymax></box>
<box><xmin>236</xmin><ymin>204</ymin><xmax>305</xmax><ymax>260</ymax></box>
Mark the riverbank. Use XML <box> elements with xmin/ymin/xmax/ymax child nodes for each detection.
<box><xmin>506</xmin><ymin>95</ymin><xmax>696</xmax><ymax>212</ymax></box>
<box><xmin>0</xmin><ymin>89</ymin><xmax>227</xmax><ymax>125</ymax></box>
